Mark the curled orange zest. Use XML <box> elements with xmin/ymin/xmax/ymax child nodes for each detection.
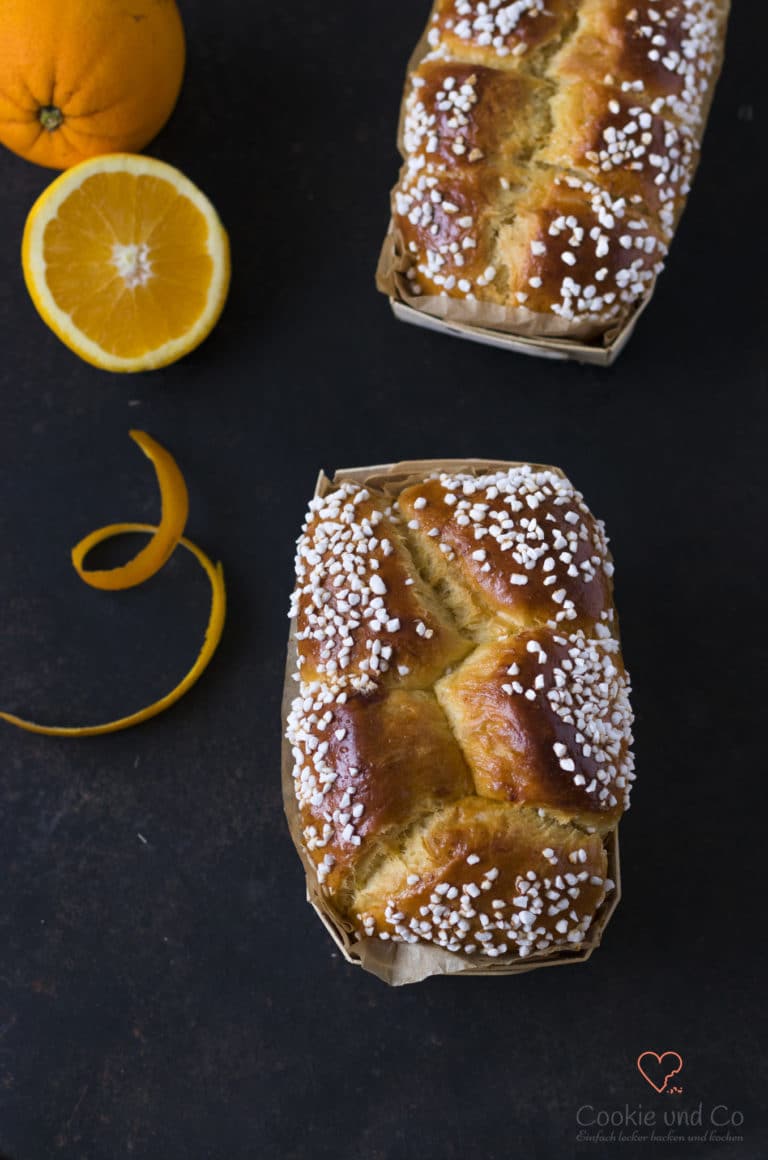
<box><xmin>71</xmin><ymin>429</ymin><xmax>189</xmax><ymax>591</ymax></box>
<box><xmin>1</xmin><ymin>432</ymin><xmax>226</xmax><ymax>738</ymax></box>
<box><xmin>0</xmin><ymin>526</ymin><xmax>225</xmax><ymax>738</ymax></box>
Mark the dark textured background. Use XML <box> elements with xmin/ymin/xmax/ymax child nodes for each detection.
<box><xmin>0</xmin><ymin>2</ymin><xmax>765</xmax><ymax>1158</ymax></box>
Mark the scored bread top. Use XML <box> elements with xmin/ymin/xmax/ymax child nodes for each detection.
<box><xmin>436</xmin><ymin>627</ymin><xmax>633</xmax><ymax>831</ymax></box>
<box><xmin>539</xmin><ymin>83</ymin><xmax>698</xmax><ymax>230</ymax></box>
<box><xmin>291</xmin><ymin>485</ymin><xmax>470</xmax><ymax>692</ymax></box>
<box><xmin>287</xmin><ymin>465</ymin><xmax>634</xmax><ymax>962</ymax></box>
<box><xmin>388</xmin><ymin>0</ymin><xmax>728</xmax><ymax>333</ymax></box>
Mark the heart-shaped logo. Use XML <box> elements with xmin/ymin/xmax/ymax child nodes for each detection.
<box><xmin>637</xmin><ymin>1051</ymin><xmax>684</xmax><ymax>1093</ymax></box>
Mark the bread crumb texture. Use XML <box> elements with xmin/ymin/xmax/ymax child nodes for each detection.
<box><xmin>287</xmin><ymin>467</ymin><xmax>633</xmax><ymax>961</ymax></box>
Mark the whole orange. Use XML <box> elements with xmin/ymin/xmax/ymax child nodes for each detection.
<box><xmin>0</xmin><ymin>0</ymin><xmax>185</xmax><ymax>169</ymax></box>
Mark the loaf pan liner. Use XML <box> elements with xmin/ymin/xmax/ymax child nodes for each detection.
<box><xmin>282</xmin><ymin>459</ymin><xmax>623</xmax><ymax>985</ymax></box>
<box><xmin>376</xmin><ymin>228</ymin><xmax>649</xmax><ymax>365</ymax></box>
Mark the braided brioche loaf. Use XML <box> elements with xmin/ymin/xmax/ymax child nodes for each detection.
<box><xmin>380</xmin><ymin>0</ymin><xmax>729</xmax><ymax>338</ymax></box>
<box><xmin>286</xmin><ymin>464</ymin><xmax>634</xmax><ymax>966</ymax></box>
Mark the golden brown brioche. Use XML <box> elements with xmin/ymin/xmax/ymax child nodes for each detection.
<box><xmin>550</xmin><ymin>0</ymin><xmax>729</xmax><ymax>130</ymax></box>
<box><xmin>394</xmin><ymin>62</ymin><xmax>546</xmax><ymax>304</ymax></box>
<box><xmin>395</xmin><ymin>63</ymin><xmax>668</xmax><ymax>328</ymax></box>
<box><xmin>384</xmin><ymin>0</ymin><xmax>728</xmax><ymax>335</ymax></box>
<box><xmin>289</xmin><ymin>688</ymin><xmax>472</xmax><ymax>897</ymax></box>
<box><xmin>436</xmin><ymin>627</ymin><xmax>633</xmax><ymax>831</ymax></box>
<box><xmin>291</xmin><ymin>483</ymin><xmax>470</xmax><ymax>692</ymax></box>
<box><xmin>398</xmin><ymin>466</ymin><xmax>613</xmax><ymax>635</ymax></box>
<box><xmin>427</xmin><ymin>0</ymin><xmax>579</xmax><ymax>67</ymax></box>
<box><xmin>287</xmin><ymin>465</ymin><xmax>634</xmax><ymax>965</ymax></box>
<box><xmin>540</xmin><ymin>84</ymin><xmax>698</xmax><ymax>230</ymax></box>
<box><xmin>352</xmin><ymin>799</ymin><xmax>611</xmax><ymax>958</ymax></box>
<box><xmin>401</xmin><ymin>60</ymin><xmax>549</xmax><ymax>177</ymax></box>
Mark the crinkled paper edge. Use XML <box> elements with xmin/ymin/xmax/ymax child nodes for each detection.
<box><xmin>281</xmin><ymin>459</ymin><xmax>623</xmax><ymax>986</ymax></box>
<box><xmin>376</xmin><ymin>224</ymin><xmax>650</xmax><ymax>366</ymax></box>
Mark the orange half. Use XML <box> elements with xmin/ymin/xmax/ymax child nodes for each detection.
<box><xmin>22</xmin><ymin>154</ymin><xmax>230</xmax><ymax>372</ymax></box>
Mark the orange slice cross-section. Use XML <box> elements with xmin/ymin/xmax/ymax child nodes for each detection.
<box><xmin>22</xmin><ymin>154</ymin><xmax>230</xmax><ymax>372</ymax></box>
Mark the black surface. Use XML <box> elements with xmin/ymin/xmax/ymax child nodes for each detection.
<box><xmin>0</xmin><ymin>2</ymin><xmax>766</xmax><ymax>1158</ymax></box>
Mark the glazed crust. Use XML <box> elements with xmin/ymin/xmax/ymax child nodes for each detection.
<box><xmin>398</xmin><ymin>467</ymin><xmax>613</xmax><ymax>632</ymax></box>
<box><xmin>436</xmin><ymin>628</ymin><xmax>632</xmax><ymax>831</ymax></box>
<box><xmin>551</xmin><ymin>0</ymin><xmax>730</xmax><ymax>128</ymax></box>
<box><xmin>384</xmin><ymin>0</ymin><xmax>728</xmax><ymax>335</ymax></box>
<box><xmin>287</xmin><ymin>465</ymin><xmax>634</xmax><ymax>963</ymax></box>
<box><xmin>291</xmin><ymin>688</ymin><xmax>473</xmax><ymax>898</ymax></box>
<box><xmin>428</xmin><ymin>0</ymin><xmax>580</xmax><ymax>67</ymax></box>
<box><xmin>352</xmin><ymin>799</ymin><xmax>609</xmax><ymax>959</ymax></box>
<box><xmin>292</xmin><ymin>485</ymin><xmax>470</xmax><ymax>692</ymax></box>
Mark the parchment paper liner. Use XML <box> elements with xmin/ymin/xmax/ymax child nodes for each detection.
<box><xmin>282</xmin><ymin>459</ymin><xmax>623</xmax><ymax>986</ymax></box>
<box><xmin>375</xmin><ymin>3</ymin><xmax>730</xmax><ymax>366</ymax></box>
<box><xmin>376</xmin><ymin>229</ymin><xmax>650</xmax><ymax>366</ymax></box>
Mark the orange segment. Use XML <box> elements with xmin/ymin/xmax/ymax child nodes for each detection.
<box><xmin>22</xmin><ymin>154</ymin><xmax>230</xmax><ymax>372</ymax></box>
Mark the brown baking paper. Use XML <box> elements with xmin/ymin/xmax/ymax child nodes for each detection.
<box><xmin>375</xmin><ymin>2</ymin><xmax>730</xmax><ymax>366</ymax></box>
<box><xmin>282</xmin><ymin>459</ymin><xmax>623</xmax><ymax>986</ymax></box>
<box><xmin>377</xmin><ymin>231</ymin><xmax>649</xmax><ymax>366</ymax></box>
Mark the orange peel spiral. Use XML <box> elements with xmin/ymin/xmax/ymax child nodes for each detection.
<box><xmin>72</xmin><ymin>430</ymin><xmax>189</xmax><ymax>591</ymax></box>
<box><xmin>0</xmin><ymin>433</ymin><xmax>225</xmax><ymax>738</ymax></box>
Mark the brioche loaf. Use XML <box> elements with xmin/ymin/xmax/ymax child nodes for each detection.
<box><xmin>286</xmin><ymin>464</ymin><xmax>634</xmax><ymax>965</ymax></box>
<box><xmin>378</xmin><ymin>0</ymin><xmax>729</xmax><ymax>339</ymax></box>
